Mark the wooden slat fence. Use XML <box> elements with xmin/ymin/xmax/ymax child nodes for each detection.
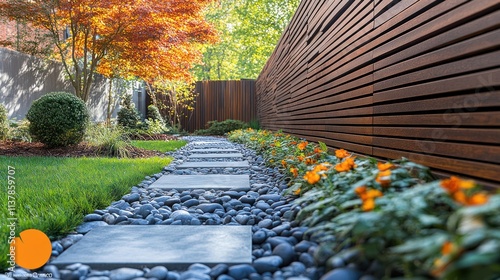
<box><xmin>257</xmin><ymin>0</ymin><xmax>500</xmax><ymax>186</ymax></box>
<box><xmin>179</xmin><ymin>80</ymin><xmax>257</xmax><ymax>132</ymax></box>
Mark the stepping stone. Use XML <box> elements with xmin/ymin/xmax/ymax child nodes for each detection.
<box><xmin>191</xmin><ymin>141</ymin><xmax>228</xmax><ymax>145</ymax></box>
<box><xmin>191</xmin><ymin>149</ymin><xmax>240</xmax><ymax>153</ymax></box>
<box><xmin>148</xmin><ymin>175</ymin><xmax>250</xmax><ymax>190</ymax></box>
<box><xmin>188</xmin><ymin>153</ymin><xmax>243</xmax><ymax>159</ymax></box>
<box><xmin>52</xmin><ymin>225</ymin><xmax>252</xmax><ymax>270</ymax></box>
<box><xmin>177</xmin><ymin>161</ymin><xmax>249</xmax><ymax>169</ymax></box>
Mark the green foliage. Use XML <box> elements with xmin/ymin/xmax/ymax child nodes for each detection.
<box><xmin>26</xmin><ymin>92</ymin><xmax>89</xmax><ymax>147</ymax></box>
<box><xmin>117</xmin><ymin>94</ymin><xmax>143</xmax><ymax>130</ymax></box>
<box><xmin>85</xmin><ymin>123</ymin><xmax>132</xmax><ymax>157</ymax></box>
<box><xmin>8</xmin><ymin>119</ymin><xmax>32</xmax><ymax>142</ymax></box>
<box><xmin>144</xmin><ymin>119</ymin><xmax>170</xmax><ymax>135</ymax></box>
<box><xmin>193</xmin><ymin>0</ymin><xmax>300</xmax><ymax>80</ymax></box>
<box><xmin>248</xmin><ymin>119</ymin><xmax>261</xmax><ymax>130</ymax></box>
<box><xmin>149</xmin><ymin>80</ymin><xmax>196</xmax><ymax>131</ymax></box>
<box><xmin>195</xmin><ymin>119</ymin><xmax>248</xmax><ymax>135</ymax></box>
<box><xmin>147</xmin><ymin>105</ymin><xmax>165</xmax><ymax>124</ymax></box>
<box><xmin>130</xmin><ymin>140</ymin><xmax>187</xmax><ymax>153</ymax></box>
<box><xmin>228</xmin><ymin>129</ymin><xmax>500</xmax><ymax>279</ymax></box>
<box><xmin>0</xmin><ymin>156</ymin><xmax>172</xmax><ymax>270</ymax></box>
<box><xmin>0</xmin><ymin>104</ymin><xmax>8</xmax><ymax>140</ymax></box>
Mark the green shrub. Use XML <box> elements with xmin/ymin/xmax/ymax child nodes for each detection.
<box><xmin>8</xmin><ymin>119</ymin><xmax>32</xmax><ymax>142</ymax></box>
<box><xmin>145</xmin><ymin>119</ymin><xmax>170</xmax><ymax>135</ymax></box>
<box><xmin>248</xmin><ymin>119</ymin><xmax>261</xmax><ymax>130</ymax></box>
<box><xmin>195</xmin><ymin>119</ymin><xmax>248</xmax><ymax>135</ymax></box>
<box><xmin>117</xmin><ymin>94</ymin><xmax>143</xmax><ymax>130</ymax></box>
<box><xmin>27</xmin><ymin>92</ymin><xmax>89</xmax><ymax>147</ymax></box>
<box><xmin>85</xmin><ymin>123</ymin><xmax>132</xmax><ymax>157</ymax></box>
<box><xmin>147</xmin><ymin>105</ymin><xmax>164</xmax><ymax>124</ymax></box>
<box><xmin>0</xmin><ymin>104</ymin><xmax>8</xmax><ymax>140</ymax></box>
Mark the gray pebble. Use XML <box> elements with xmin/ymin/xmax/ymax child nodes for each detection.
<box><xmin>109</xmin><ymin>268</ymin><xmax>144</xmax><ymax>280</ymax></box>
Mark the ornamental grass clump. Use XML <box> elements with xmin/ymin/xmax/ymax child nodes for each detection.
<box><xmin>228</xmin><ymin>128</ymin><xmax>500</xmax><ymax>280</ymax></box>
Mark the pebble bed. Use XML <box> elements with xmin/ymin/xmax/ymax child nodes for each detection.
<box><xmin>7</xmin><ymin>136</ymin><xmax>374</xmax><ymax>280</ymax></box>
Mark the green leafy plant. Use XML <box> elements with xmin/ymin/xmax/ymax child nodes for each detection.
<box><xmin>195</xmin><ymin>119</ymin><xmax>248</xmax><ymax>135</ymax></box>
<box><xmin>147</xmin><ymin>105</ymin><xmax>165</xmax><ymax>124</ymax></box>
<box><xmin>8</xmin><ymin>119</ymin><xmax>32</xmax><ymax>142</ymax></box>
<box><xmin>85</xmin><ymin>123</ymin><xmax>132</xmax><ymax>157</ymax></box>
<box><xmin>27</xmin><ymin>92</ymin><xmax>89</xmax><ymax>147</ymax></box>
<box><xmin>117</xmin><ymin>94</ymin><xmax>143</xmax><ymax>130</ymax></box>
<box><xmin>227</xmin><ymin>128</ymin><xmax>499</xmax><ymax>279</ymax></box>
<box><xmin>0</xmin><ymin>104</ymin><xmax>9</xmax><ymax>140</ymax></box>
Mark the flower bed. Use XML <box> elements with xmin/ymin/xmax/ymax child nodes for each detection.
<box><xmin>228</xmin><ymin>128</ymin><xmax>500</xmax><ymax>279</ymax></box>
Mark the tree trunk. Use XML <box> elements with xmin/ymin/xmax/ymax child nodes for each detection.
<box><xmin>106</xmin><ymin>78</ymin><xmax>114</xmax><ymax>126</ymax></box>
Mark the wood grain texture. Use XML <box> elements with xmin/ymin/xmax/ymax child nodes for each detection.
<box><xmin>257</xmin><ymin>0</ymin><xmax>500</xmax><ymax>186</ymax></box>
<box><xmin>161</xmin><ymin>80</ymin><xmax>257</xmax><ymax>132</ymax></box>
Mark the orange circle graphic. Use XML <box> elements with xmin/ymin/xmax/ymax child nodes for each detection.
<box><xmin>12</xmin><ymin>229</ymin><xmax>52</xmax><ymax>269</ymax></box>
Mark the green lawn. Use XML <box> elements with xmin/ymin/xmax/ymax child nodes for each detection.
<box><xmin>0</xmin><ymin>156</ymin><xmax>172</xmax><ymax>270</ymax></box>
<box><xmin>131</xmin><ymin>140</ymin><xmax>187</xmax><ymax>153</ymax></box>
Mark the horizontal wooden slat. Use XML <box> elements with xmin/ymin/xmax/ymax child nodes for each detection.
<box><xmin>256</xmin><ymin>0</ymin><xmax>500</xmax><ymax>186</ymax></box>
<box><xmin>373</xmin><ymin>147</ymin><xmax>500</xmax><ymax>183</ymax></box>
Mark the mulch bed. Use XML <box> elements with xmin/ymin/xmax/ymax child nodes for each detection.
<box><xmin>0</xmin><ymin>141</ymin><xmax>162</xmax><ymax>158</ymax></box>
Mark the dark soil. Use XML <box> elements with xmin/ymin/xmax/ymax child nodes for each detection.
<box><xmin>0</xmin><ymin>141</ymin><xmax>163</xmax><ymax>158</ymax></box>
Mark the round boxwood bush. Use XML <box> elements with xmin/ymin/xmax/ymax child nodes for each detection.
<box><xmin>27</xmin><ymin>92</ymin><xmax>89</xmax><ymax>147</ymax></box>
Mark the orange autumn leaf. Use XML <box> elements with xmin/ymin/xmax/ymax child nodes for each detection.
<box><xmin>0</xmin><ymin>0</ymin><xmax>218</xmax><ymax>101</ymax></box>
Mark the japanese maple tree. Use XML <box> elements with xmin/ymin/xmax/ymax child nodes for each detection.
<box><xmin>0</xmin><ymin>0</ymin><xmax>217</xmax><ymax>102</ymax></box>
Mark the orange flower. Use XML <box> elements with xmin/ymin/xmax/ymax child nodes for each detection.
<box><xmin>376</xmin><ymin>169</ymin><xmax>391</xmax><ymax>187</ymax></box>
<box><xmin>356</xmin><ymin>186</ymin><xmax>383</xmax><ymax>211</ymax></box>
<box><xmin>313</xmin><ymin>163</ymin><xmax>331</xmax><ymax>172</ymax></box>
<box><xmin>355</xmin><ymin>186</ymin><xmax>367</xmax><ymax>196</ymax></box>
<box><xmin>440</xmin><ymin>176</ymin><xmax>487</xmax><ymax>206</ymax></box>
<box><xmin>290</xmin><ymin>167</ymin><xmax>299</xmax><ymax>178</ymax></box>
<box><xmin>281</xmin><ymin>160</ymin><xmax>287</xmax><ymax>168</ymax></box>
<box><xmin>297</xmin><ymin>155</ymin><xmax>304</xmax><ymax>162</ymax></box>
<box><xmin>468</xmin><ymin>192</ymin><xmax>489</xmax><ymax>205</ymax></box>
<box><xmin>453</xmin><ymin>191</ymin><xmax>468</xmax><ymax>205</ymax></box>
<box><xmin>297</xmin><ymin>141</ymin><xmax>308</xmax><ymax>150</ymax></box>
<box><xmin>335</xmin><ymin>149</ymin><xmax>350</xmax><ymax>159</ymax></box>
<box><xmin>314</xmin><ymin>147</ymin><xmax>323</xmax><ymax>154</ymax></box>
<box><xmin>293</xmin><ymin>187</ymin><xmax>301</xmax><ymax>195</ymax></box>
<box><xmin>377</xmin><ymin>162</ymin><xmax>394</xmax><ymax>171</ymax></box>
<box><xmin>366</xmin><ymin>189</ymin><xmax>383</xmax><ymax>199</ymax></box>
<box><xmin>305</xmin><ymin>158</ymin><xmax>316</xmax><ymax>165</ymax></box>
<box><xmin>291</xmin><ymin>141</ymin><xmax>297</xmax><ymax>145</ymax></box>
<box><xmin>303</xmin><ymin>170</ymin><xmax>320</xmax><ymax>184</ymax></box>
<box><xmin>335</xmin><ymin>157</ymin><xmax>357</xmax><ymax>172</ymax></box>
<box><xmin>441</xmin><ymin>176</ymin><xmax>475</xmax><ymax>193</ymax></box>
<box><xmin>441</xmin><ymin>241</ymin><xmax>454</xmax><ymax>255</ymax></box>
<box><xmin>362</xmin><ymin>199</ymin><xmax>376</xmax><ymax>211</ymax></box>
